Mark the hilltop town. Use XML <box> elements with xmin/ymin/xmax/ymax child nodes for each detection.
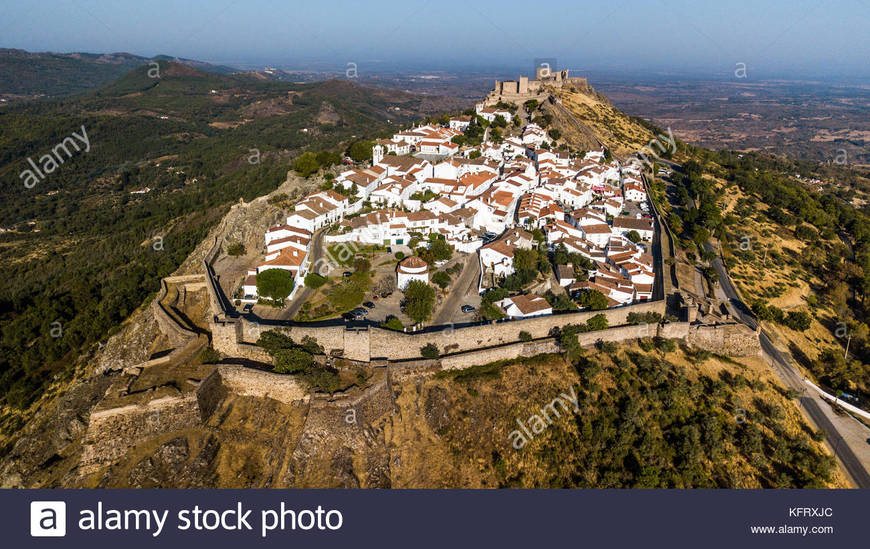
<box><xmin>236</xmin><ymin>68</ymin><xmax>659</xmax><ymax>328</ymax></box>
<box><xmin>4</xmin><ymin>64</ymin><xmax>861</xmax><ymax>491</ymax></box>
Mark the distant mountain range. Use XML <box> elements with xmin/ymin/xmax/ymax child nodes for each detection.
<box><xmin>0</xmin><ymin>48</ymin><xmax>239</xmax><ymax>100</ymax></box>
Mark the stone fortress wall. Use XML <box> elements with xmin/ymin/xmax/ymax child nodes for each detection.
<box><xmin>486</xmin><ymin>67</ymin><xmax>589</xmax><ymax>105</ymax></box>
<box><xmin>208</xmin><ymin>297</ymin><xmax>760</xmax><ymax>367</ymax></box>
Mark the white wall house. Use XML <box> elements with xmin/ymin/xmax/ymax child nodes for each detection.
<box><xmin>397</xmin><ymin>255</ymin><xmax>429</xmax><ymax>290</ymax></box>
<box><xmin>497</xmin><ymin>294</ymin><xmax>553</xmax><ymax>319</ymax></box>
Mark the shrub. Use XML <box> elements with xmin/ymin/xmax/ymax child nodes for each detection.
<box><xmin>784</xmin><ymin>311</ymin><xmax>812</xmax><ymax>332</ymax></box>
<box><xmin>627</xmin><ymin>312</ymin><xmax>663</xmax><ymax>325</ymax></box>
<box><xmin>794</xmin><ymin>224</ymin><xmax>818</xmax><ymax>242</ymax></box>
<box><xmin>226</xmin><ymin>242</ymin><xmax>245</xmax><ymax>256</ymax></box>
<box><xmin>421</xmin><ymin>343</ymin><xmax>440</xmax><ymax>359</ymax></box>
<box><xmin>654</xmin><ymin>337</ymin><xmax>677</xmax><ymax>353</ymax></box>
<box><xmin>301</xmin><ymin>367</ymin><xmax>341</xmax><ymax>393</ymax></box>
<box><xmin>354</xmin><ymin>257</ymin><xmax>371</xmax><ymax>272</ymax></box>
<box><xmin>383</xmin><ymin>316</ymin><xmax>404</xmax><ymax>331</ymax></box>
<box><xmin>304</xmin><ymin>272</ymin><xmax>327</xmax><ymax>289</ymax></box>
<box><xmin>585</xmin><ymin>313</ymin><xmax>609</xmax><ymax>332</ymax></box>
<box><xmin>519</xmin><ymin>331</ymin><xmax>533</xmax><ymax>342</ymax></box>
<box><xmin>197</xmin><ymin>346</ymin><xmax>221</xmax><ymax>364</ymax></box>
<box><xmin>595</xmin><ymin>340</ymin><xmax>618</xmax><ymax>353</ymax></box>
<box><xmin>432</xmin><ymin>271</ymin><xmax>451</xmax><ymax>289</ymax></box>
<box><xmin>395</xmin><ymin>251</ymin><xmax>405</xmax><ymax>260</ymax></box>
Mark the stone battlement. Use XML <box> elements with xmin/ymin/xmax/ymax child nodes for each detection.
<box><xmin>486</xmin><ymin>69</ymin><xmax>589</xmax><ymax>104</ymax></box>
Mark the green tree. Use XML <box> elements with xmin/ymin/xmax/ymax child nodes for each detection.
<box><xmin>347</xmin><ymin>140</ymin><xmax>375</xmax><ymax>162</ymax></box>
<box><xmin>256</xmin><ymin>330</ymin><xmax>295</xmax><ymax>355</ymax></box>
<box><xmin>256</xmin><ymin>269</ymin><xmax>295</xmax><ymax>301</ymax></box>
<box><xmin>432</xmin><ymin>271</ymin><xmax>451</xmax><ymax>289</ymax></box>
<box><xmin>576</xmin><ymin>289</ymin><xmax>609</xmax><ymax>310</ymax></box>
<box><xmin>513</xmin><ymin>248</ymin><xmax>539</xmax><ymax>273</ymax></box>
<box><xmin>273</xmin><ymin>348</ymin><xmax>314</xmax><ymax>374</ymax></box>
<box><xmin>299</xmin><ymin>335</ymin><xmax>324</xmax><ymax>354</ymax></box>
<box><xmin>294</xmin><ymin>152</ymin><xmax>320</xmax><ymax>177</ymax></box>
<box><xmin>585</xmin><ymin>313</ymin><xmax>609</xmax><ymax>331</ymax></box>
<box><xmin>404</xmin><ymin>280</ymin><xmax>436</xmax><ymax>323</ymax></box>
<box><xmin>304</xmin><ymin>272</ymin><xmax>327</xmax><ymax>289</ymax></box>
<box><xmin>626</xmin><ymin>230</ymin><xmax>642</xmax><ymax>244</ymax></box>
<box><xmin>784</xmin><ymin>311</ymin><xmax>812</xmax><ymax>331</ymax></box>
<box><xmin>429</xmin><ymin>235</ymin><xmax>453</xmax><ymax>261</ymax></box>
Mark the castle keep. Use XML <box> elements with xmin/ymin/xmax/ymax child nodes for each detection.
<box><xmin>487</xmin><ymin>67</ymin><xmax>589</xmax><ymax>104</ymax></box>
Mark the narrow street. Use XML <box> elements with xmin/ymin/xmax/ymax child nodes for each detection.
<box><xmin>279</xmin><ymin>228</ymin><xmax>327</xmax><ymax>321</ymax></box>
<box><xmin>432</xmin><ymin>254</ymin><xmax>481</xmax><ymax>326</ymax></box>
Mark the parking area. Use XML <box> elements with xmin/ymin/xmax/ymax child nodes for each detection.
<box><xmin>620</xmin><ymin>198</ymin><xmax>652</xmax><ymax>220</ymax></box>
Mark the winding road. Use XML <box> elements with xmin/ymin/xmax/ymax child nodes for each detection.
<box><xmin>705</xmin><ymin>240</ymin><xmax>870</xmax><ymax>487</ymax></box>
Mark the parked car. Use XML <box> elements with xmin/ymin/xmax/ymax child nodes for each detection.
<box><xmin>343</xmin><ymin>271</ymin><xmax>353</xmax><ymax>277</ymax></box>
<box><xmin>243</xmin><ymin>303</ymin><xmax>253</xmax><ymax>312</ymax></box>
<box><xmin>461</xmin><ymin>305</ymin><xmax>476</xmax><ymax>313</ymax></box>
<box><xmin>352</xmin><ymin>307</ymin><xmax>368</xmax><ymax>317</ymax></box>
<box><xmin>380</xmin><ymin>291</ymin><xmax>393</xmax><ymax>299</ymax></box>
<box><xmin>363</xmin><ymin>301</ymin><xmax>376</xmax><ymax>309</ymax></box>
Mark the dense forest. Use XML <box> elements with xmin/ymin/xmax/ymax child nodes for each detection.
<box><xmin>0</xmin><ymin>61</ymin><xmax>426</xmax><ymax>412</ymax></box>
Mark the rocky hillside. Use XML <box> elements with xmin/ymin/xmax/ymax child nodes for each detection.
<box><xmin>551</xmin><ymin>84</ymin><xmax>658</xmax><ymax>156</ymax></box>
<box><xmin>1</xmin><ymin>326</ymin><xmax>845</xmax><ymax>488</ymax></box>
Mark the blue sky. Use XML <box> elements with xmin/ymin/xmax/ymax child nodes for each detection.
<box><xmin>2</xmin><ymin>0</ymin><xmax>869</xmax><ymax>78</ymax></box>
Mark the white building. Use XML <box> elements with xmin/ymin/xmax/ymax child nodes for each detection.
<box><xmin>397</xmin><ymin>255</ymin><xmax>430</xmax><ymax>290</ymax></box>
<box><xmin>497</xmin><ymin>294</ymin><xmax>553</xmax><ymax>319</ymax></box>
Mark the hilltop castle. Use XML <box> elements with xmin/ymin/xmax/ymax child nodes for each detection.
<box><xmin>485</xmin><ymin>66</ymin><xmax>589</xmax><ymax>104</ymax></box>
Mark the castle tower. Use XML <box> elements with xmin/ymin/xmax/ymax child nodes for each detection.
<box><xmin>518</xmin><ymin>76</ymin><xmax>528</xmax><ymax>94</ymax></box>
<box><xmin>372</xmin><ymin>144</ymin><xmax>384</xmax><ymax>165</ymax></box>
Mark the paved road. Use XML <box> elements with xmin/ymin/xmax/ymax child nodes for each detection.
<box><xmin>662</xmin><ymin>156</ymin><xmax>869</xmax><ymax>487</ymax></box>
<box><xmin>704</xmin><ymin>240</ymin><xmax>870</xmax><ymax>488</ymax></box>
<box><xmin>280</xmin><ymin>228</ymin><xmax>327</xmax><ymax>321</ymax></box>
<box><xmin>432</xmin><ymin>255</ymin><xmax>481</xmax><ymax>326</ymax></box>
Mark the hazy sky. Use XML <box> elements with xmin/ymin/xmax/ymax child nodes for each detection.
<box><xmin>2</xmin><ymin>0</ymin><xmax>869</xmax><ymax>78</ymax></box>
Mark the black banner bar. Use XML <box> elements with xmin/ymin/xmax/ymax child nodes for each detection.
<box><xmin>6</xmin><ymin>489</ymin><xmax>869</xmax><ymax>547</ymax></box>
